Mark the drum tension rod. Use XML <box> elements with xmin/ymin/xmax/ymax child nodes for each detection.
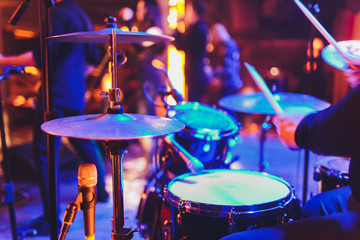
<box><xmin>228</xmin><ymin>208</ymin><xmax>237</xmax><ymax>234</ymax></box>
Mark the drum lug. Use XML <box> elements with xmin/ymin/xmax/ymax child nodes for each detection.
<box><xmin>199</xmin><ymin>134</ymin><xmax>210</xmax><ymax>153</ymax></box>
<box><xmin>277</xmin><ymin>201</ymin><xmax>287</xmax><ymax>224</ymax></box>
<box><xmin>177</xmin><ymin>200</ymin><xmax>186</xmax><ymax>226</ymax></box>
<box><xmin>163</xmin><ymin>187</ymin><xmax>169</xmax><ymax>198</ymax></box>
<box><xmin>228</xmin><ymin>136</ymin><xmax>238</xmax><ymax>148</ymax></box>
<box><xmin>163</xmin><ymin>219</ymin><xmax>173</xmax><ymax>240</ymax></box>
<box><xmin>224</xmin><ymin>151</ymin><xmax>233</xmax><ymax>166</ymax></box>
<box><xmin>227</xmin><ymin>208</ymin><xmax>237</xmax><ymax>233</ymax></box>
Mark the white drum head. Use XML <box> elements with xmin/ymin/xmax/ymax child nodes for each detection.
<box><xmin>168</xmin><ymin>169</ymin><xmax>291</xmax><ymax>206</ymax></box>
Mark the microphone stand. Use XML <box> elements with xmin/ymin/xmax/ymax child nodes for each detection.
<box><xmin>37</xmin><ymin>0</ymin><xmax>58</xmax><ymax>239</ymax></box>
<box><xmin>58</xmin><ymin>193</ymin><xmax>82</xmax><ymax>240</ymax></box>
<box><xmin>0</xmin><ymin>74</ymin><xmax>17</xmax><ymax>240</ymax></box>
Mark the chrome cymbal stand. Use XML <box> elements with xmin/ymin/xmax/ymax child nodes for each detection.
<box><xmin>102</xmin><ymin>17</ymin><xmax>138</xmax><ymax>240</ymax></box>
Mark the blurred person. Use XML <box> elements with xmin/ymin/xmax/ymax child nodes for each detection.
<box><xmin>173</xmin><ymin>0</ymin><xmax>211</xmax><ymax>103</ymax></box>
<box><xmin>0</xmin><ymin>0</ymin><xmax>108</xmax><ymax>235</ymax></box>
<box><xmin>132</xmin><ymin>0</ymin><xmax>167</xmax><ymax>177</ymax></box>
<box><xmin>204</xmin><ymin>23</ymin><xmax>242</xmax><ymax>105</ymax></box>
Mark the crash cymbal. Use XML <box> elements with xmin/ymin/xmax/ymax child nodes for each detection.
<box><xmin>322</xmin><ymin>40</ymin><xmax>360</xmax><ymax>70</ymax></box>
<box><xmin>219</xmin><ymin>92</ymin><xmax>330</xmax><ymax>115</ymax></box>
<box><xmin>46</xmin><ymin>27</ymin><xmax>173</xmax><ymax>43</ymax></box>
<box><xmin>41</xmin><ymin>113</ymin><xmax>185</xmax><ymax>140</ymax></box>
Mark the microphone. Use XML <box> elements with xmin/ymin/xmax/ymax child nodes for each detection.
<box><xmin>164</xmin><ymin>135</ymin><xmax>204</xmax><ymax>174</ymax></box>
<box><xmin>152</xmin><ymin>59</ymin><xmax>184</xmax><ymax>103</ymax></box>
<box><xmin>78</xmin><ymin>163</ymin><xmax>97</xmax><ymax>240</ymax></box>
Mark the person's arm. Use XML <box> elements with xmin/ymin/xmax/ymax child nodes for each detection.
<box><xmin>274</xmin><ymin>85</ymin><xmax>360</xmax><ymax>157</ymax></box>
<box><xmin>0</xmin><ymin>51</ymin><xmax>36</xmax><ymax>67</ymax></box>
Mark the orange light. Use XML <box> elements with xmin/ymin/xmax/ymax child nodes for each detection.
<box><xmin>304</xmin><ymin>61</ymin><xmax>318</xmax><ymax>73</ymax></box>
<box><xmin>270</xmin><ymin>67</ymin><xmax>280</xmax><ymax>77</ymax></box>
<box><xmin>241</xmin><ymin>87</ymin><xmax>255</xmax><ymax>94</ymax></box>
<box><xmin>24</xmin><ymin>66</ymin><xmax>40</xmax><ymax>76</ymax></box>
<box><xmin>177</xmin><ymin>0</ymin><xmax>185</xmax><ymax>15</ymax></box>
<box><xmin>12</xmin><ymin>95</ymin><xmax>26</xmax><ymax>106</ymax></box>
<box><xmin>131</xmin><ymin>26</ymin><xmax>138</xmax><ymax>32</ymax></box>
<box><xmin>168</xmin><ymin>45</ymin><xmax>185</xmax><ymax>99</ymax></box>
<box><xmin>102</xmin><ymin>73</ymin><xmax>112</xmax><ymax>91</ymax></box>
<box><xmin>313</xmin><ymin>38</ymin><xmax>324</xmax><ymax>50</ymax></box>
<box><xmin>249</xmin><ymin>123</ymin><xmax>259</xmax><ymax>135</ymax></box>
<box><xmin>13</xmin><ymin>29</ymin><xmax>36</xmax><ymax>39</ymax></box>
<box><xmin>307</xmin><ymin>38</ymin><xmax>324</xmax><ymax>58</ymax></box>
<box><xmin>206</xmin><ymin>43</ymin><xmax>214</xmax><ymax>53</ymax></box>
<box><xmin>167</xmin><ymin>0</ymin><xmax>186</xmax><ymax>100</ymax></box>
<box><xmin>120</xmin><ymin>26</ymin><xmax>130</xmax><ymax>31</ymax></box>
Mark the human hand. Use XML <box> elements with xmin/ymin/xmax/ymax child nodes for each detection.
<box><xmin>344</xmin><ymin>69</ymin><xmax>360</xmax><ymax>88</ymax></box>
<box><xmin>272</xmin><ymin>106</ymin><xmax>315</xmax><ymax>149</ymax></box>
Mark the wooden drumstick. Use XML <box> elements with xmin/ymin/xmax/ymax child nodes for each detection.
<box><xmin>244</xmin><ymin>62</ymin><xmax>284</xmax><ymax>114</ymax></box>
<box><xmin>294</xmin><ymin>0</ymin><xmax>360</xmax><ymax>66</ymax></box>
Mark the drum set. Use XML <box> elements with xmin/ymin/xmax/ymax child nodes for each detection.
<box><xmin>38</xmin><ymin>10</ymin><xmax>358</xmax><ymax>240</ymax></box>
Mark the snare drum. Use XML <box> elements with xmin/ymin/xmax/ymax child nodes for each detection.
<box><xmin>166</xmin><ymin>102</ymin><xmax>239</xmax><ymax>175</ymax></box>
<box><xmin>166</xmin><ymin>169</ymin><xmax>295</xmax><ymax>240</ymax></box>
<box><xmin>314</xmin><ymin>156</ymin><xmax>350</xmax><ymax>192</ymax></box>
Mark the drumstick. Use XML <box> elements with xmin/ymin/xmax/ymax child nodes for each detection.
<box><xmin>244</xmin><ymin>62</ymin><xmax>284</xmax><ymax>114</ymax></box>
<box><xmin>294</xmin><ymin>0</ymin><xmax>360</xmax><ymax>66</ymax></box>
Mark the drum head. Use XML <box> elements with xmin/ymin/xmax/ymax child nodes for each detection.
<box><xmin>167</xmin><ymin>102</ymin><xmax>238</xmax><ymax>139</ymax></box>
<box><xmin>167</xmin><ymin>169</ymin><xmax>293</xmax><ymax>216</ymax></box>
<box><xmin>317</xmin><ymin>156</ymin><xmax>350</xmax><ymax>175</ymax></box>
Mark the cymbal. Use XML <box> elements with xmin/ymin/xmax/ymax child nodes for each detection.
<box><xmin>219</xmin><ymin>92</ymin><xmax>330</xmax><ymax>115</ymax></box>
<box><xmin>41</xmin><ymin>113</ymin><xmax>185</xmax><ymax>140</ymax></box>
<box><xmin>322</xmin><ymin>40</ymin><xmax>360</xmax><ymax>70</ymax></box>
<box><xmin>46</xmin><ymin>27</ymin><xmax>173</xmax><ymax>43</ymax></box>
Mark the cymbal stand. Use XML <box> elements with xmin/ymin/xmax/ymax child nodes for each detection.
<box><xmin>102</xmin><ymin>17</ymin><xmax>138</xmax><ymax>240</ymax></box>
<box><xmin>37</xmin><ymin>0</ymin><xmax>58</xmax><ymax>239</ymax></box>
<box><xmin>104</xmin><ymin>141</ymin><xmax>137</xmax><ymax>240</ymax></box>
<box><xmin>258</xmin><ymin>79</ymin><xmax>278</xmax><ymax>172</ymax></box>
<box><xmin>259</xmin><ymin>115</ymin><xmax>272</xmax><ymax>172</ymax></box>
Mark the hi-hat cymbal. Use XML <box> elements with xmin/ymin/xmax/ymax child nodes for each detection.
<box><xmin>41</xmin><ymin>113</ymin><xmax>185</xmax><ymax>140</ymax></box>
<box><xmin>322</xmin><ymin>40</ymin><xmax>360</xmax><ymax>70</ymax></box>
<box><xmin>219</xmin><ymin>92</ymin><xmax>330</xmax><ymax>115</ymax></box>
<box><xmin>46</xmin><ymin>27</ymin><xmax>173</xmax><ymax>43</ymax></box>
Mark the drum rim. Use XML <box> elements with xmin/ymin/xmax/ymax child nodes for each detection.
<box><xmin>166</xmin><ymin>169</ymin><xmax>295</xmax><ymax>218</ymax></box>
<box><xmin>167</xmin><ymin>102</ymin><xmax>239</xmax><ymax>140</ymax></box>
<box><xmin>315</xmin><ymin>156</ymin><xmax>350</xmax><ymax>177</ymax></box>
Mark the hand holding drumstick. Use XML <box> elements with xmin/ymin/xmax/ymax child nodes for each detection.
<box><xmin>244</xmin><ymin>62</ymin><xmax>315</xmax><ymax>149</ymax></box>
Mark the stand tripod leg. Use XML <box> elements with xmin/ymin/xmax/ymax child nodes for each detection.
<box><xmin>0</xmin><ymin>82</ymin><xmax>18</xmax><ymax>240</ymax></box>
